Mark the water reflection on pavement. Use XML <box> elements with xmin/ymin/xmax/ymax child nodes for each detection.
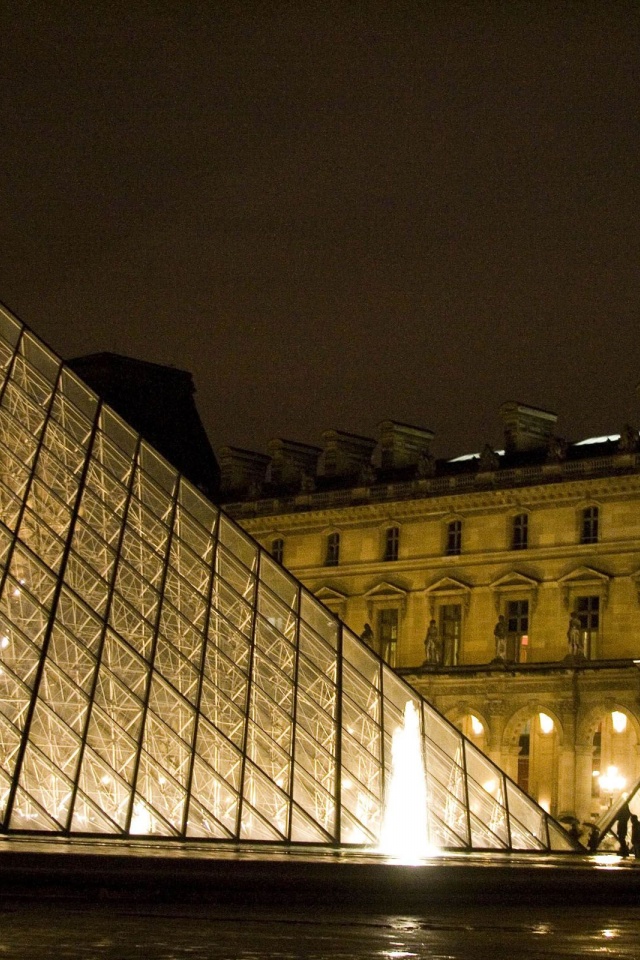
<box><xmin>1</xmin><ymin>903</ymin><xmax>639</xmax><ymax>959</ymax></box>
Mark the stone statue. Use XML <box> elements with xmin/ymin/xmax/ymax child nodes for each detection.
<box><xmin>619</xmin><ymin>424</ymin><xmax>638</xmax><ymax>453</ymax></box>
<box><xmin>361</xmin><ymin>623</ymin><xmax>374</xmax><ymax>648</ymax></box>
<box><xmin>299</xmin><ymin>472</ymin><xmax>316</xmax><ymax>493</ymax></box>
<box><xmin>479</xmin><ymin>444</ymin><xmax>500</xmax><ymax>471</ymax></box>
<box><xmin>424</xmin><ymin>618</ymin><xmax>440</xmax><ymax>664</ymax></box>
<box><xmin>416</xmin><ymin>451</ymin><xmax>436</xmax><ymax>478</ymax></box>
<box><xmin>547</xmin><ymin>436</ymin><xmax>567</xmax><ymax>462</ymax></box>
<box><xmin>358</xmin><ymin>464</ymin><xmax>376</xmax><ymax>486</ymax></box>
<box><xmin>567</xmin><ymin>612</ymin><xmax>583</xmax><ymax>657</ymax></box>
<box><xmin>494</xmin><ymin>614</ymin><xmax>508</xmax><ymax>660</ymax></box>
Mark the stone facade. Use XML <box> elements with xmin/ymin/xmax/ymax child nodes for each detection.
<box><xmin>223</xmin><ymin>405</ymin><xmax>640</xmax><ymax>825</ymax></box>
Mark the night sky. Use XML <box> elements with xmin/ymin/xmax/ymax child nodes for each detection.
<box><xmin>2</xmin><ymin>2</ymin><xmax>640</xmax><ymax>461</ymax></box>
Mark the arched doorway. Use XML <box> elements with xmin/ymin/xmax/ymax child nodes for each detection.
<box><xmin>504</xmin><ymin>709</ymin><xmax>560</xmax><ymax>815</ymax></box>
<box><xmin>458</xmin><ymin>713</ymin><xmax>488</xmax><ymax>754</ymax></box>
<box><xmin>589</xmin><ymin>709</ymin><xmax>640</xmax><ymax>820</ymax></box>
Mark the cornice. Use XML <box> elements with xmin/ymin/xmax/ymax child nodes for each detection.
<box><xmin>232</xmin><ymin>472</ymin><xmax>640</xmax><ymax>534</ymax></box>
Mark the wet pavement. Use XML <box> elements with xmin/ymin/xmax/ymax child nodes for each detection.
<box><xmin>1</xmin><ymin>901</ymin><xmax>640</xmax><ymax>958</ymax></box>
<box><xmin>2</xmin><ymin>840</ymin><xmax>640</xmax><ymax>957</ymax></box>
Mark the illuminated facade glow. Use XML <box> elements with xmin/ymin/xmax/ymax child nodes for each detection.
<box><xmin>0</xmin><ymin>304</ymin><xmax>573</xmax><ymax>851</ymax></box>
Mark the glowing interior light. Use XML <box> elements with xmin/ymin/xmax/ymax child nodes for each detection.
<box><xmin>0</xmin><ymin>635</ymin><xmax>9</xmax><ymax>649</ymax></box>
<box><xmin>539</xmin><ymin>798</ymin><xmax>550</xmax><ymax>813</ymax></box>
<box><xmin>612</xmin><ymin>711</ymin><xmax>627</xmax><ymax>733</ymax></box>
<box><xmin>378</xmin><ymin>701</ymin><xmax>437</xmax><ymax>862</ymax></box>
<box><xmin>12</xmin><ymin>588</ymin><xmax>20</xmax><ymax>597</ymax></box>
<box><xmin>599</xmin><ymin>765</ymin><xmax>626</xmax><ymax>796</ymax></box>
<box><xmin>158</xmin><ymin>775</ymin><xmax>167</xmax><ymax>786</ymax></box>
<box><xmin>342</xmin><ymin>777</ymin><xmax>353</xmax><ymax>791</ymax></box>
<box><xmin>100</xmin><ymin>774</ymin><xmax>112</xmax><ymax>785</ymax></box>
<box><xmin>483</xmin><ymin>779</ymin><xmax>497</xmax><ymax>794</ymax></box>
<box><xmin>539</xmin><ymin>713</ymin><xmax>554</xmax><ymax>734</ymax></box>
<box><xmin>130</xmin><ymin>802</ymin><xmax>152</xmax><ymax>834</ymax></box>
<box><xmin>470</xmin><ymin>715</ymin><xmax>484</xmax><ymax>736</ymax></box>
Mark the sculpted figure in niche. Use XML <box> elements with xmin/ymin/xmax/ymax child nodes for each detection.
<box><xmin>424</xmin><ymin>618</ymin><xmax>440</xmax><ymax>664</ymax></box>
<box><xmin>567</xmin><ymin>611</ymin><xmax>583</xmax><ymax>657</ymax></box>
<box><xmin>361</xmin><ymin>623</ymin><xmax>374</xmax><ymax>648</ymax></box>
<box><xmin>493</xmin><ymin>614</ymin><xmax>508</xmax><ymax>660</ymax></box>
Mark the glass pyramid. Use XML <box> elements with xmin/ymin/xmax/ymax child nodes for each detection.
<box><xmin>0</xmin><ymin>303</ymin><xmax>574</xmax><ymax>851</ymax></box>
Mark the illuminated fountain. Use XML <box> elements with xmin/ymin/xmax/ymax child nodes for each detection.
<box><xmin>378</xmin><ymin>700</ymin><xmax>437</xmax><ymax>862</ymax></box>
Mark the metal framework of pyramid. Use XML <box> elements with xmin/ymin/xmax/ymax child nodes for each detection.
<box><xmin>0</xmin><ymin>303</ymin><xmax>573</xmax><ymax>852</ymax></box>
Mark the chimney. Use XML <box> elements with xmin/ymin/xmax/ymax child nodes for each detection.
<box><xmin>500</xmin><ymin>402</ymin><xmax>558</xmax><ymax>454</ymax></box>
<box><xmin>219</xmin><ymin>446</ymin><xmax>269</xmax><ymax>497</ymax></box>
<box><xmin>377</xmin><ymin>420</ymin><xmax>435</xmax><ymax>469</ymax></box>
<box><xmin>267</xmin><ymin>439</ymin><xmax>321</xmax><ymax>486</ymax></box>
<box><xmin>317</xmin><ymin>430</ymin><xmax>376</xmax><ymax>478</ymax></box>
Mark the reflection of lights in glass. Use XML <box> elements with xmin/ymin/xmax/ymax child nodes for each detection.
<box><xmin>100</xmin><ymin>774</ymin><xmax>112</xmax><ymax>785</ymax></box>
<box><xmin>470</xmin><ymin>715</ymin><xmax>484</xmax><ymax>736</ymax></box>
<box><xmin>378</xmin><ymin>701</ymin><xmax>437</xmax><ymax>863</ymax></box>
<box><xmin>483</xmin><ymin>779</ymin><xmax>496</xmax><ymax>794</ymax></box>
<box><xmin>0</xmin><ymin>636</ymin><xmax>9</xmax><ymax>649</ymax></box>
<box><xmin>539</xmin><ymin>713</ymin><xmax>554</xmax><ymax>734</ymax></box>
<box><xmin>599</xmin><ymin>765</ymin><xmax>626</xmax><ymax>798</ymax></box>
<box><xmin>158</xmin><ymin>775</ymin><xmax>167</xmax><ymax>786</ymax></box>
<box><xmin>602</xmin><ymin>929</ymin><xmax>618</xmax><ymax>939</ymax></box>
<box><xmin>12</xmin><ymin>588</ymin><xmax>20</xmax><ymax>597</ymax></box>
<box><xmin>539</xmin><ymin>798</ymin><xmax>550</xmax><ymax>813</ymax></box>
<box><xmin>342</xmin><ymin>777</ymin><xmax>353</xmax><ymax>791</ymax></box>
<box><xmin>612</xmin><ymin>711</ymin><xmax>627</xmax><ymax>733</ymax></box>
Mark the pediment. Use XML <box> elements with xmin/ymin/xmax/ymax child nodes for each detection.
<box><xmin>363</xmin><ymin>580</ymin><xmax>408</xmax><ymax>601</ymax></box>
<box><xmin>491</xmin><ymin>571</ymin><xmax>540</xmax><ymax>590</ymax></box>
<box><xmin>558</xmin><ymin>566</ymin><xmax>610</xmax><ymax>608</ymax></box>
<box><xmin>314</xmin><ymin>585</ymin><xmax>348</xmax><ymax>603</ymax></box>
<box><xmin>425</xmin><ymin>576</ymin><xmax>471</xmax><ymax>595</ymax></box>
<box><xmin>558</xmin><ymin>565</ymin><xmax>610</xmax><ymax>587</ymax></box>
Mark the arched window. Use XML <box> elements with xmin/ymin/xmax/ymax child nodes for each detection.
<box><xmin>325</xmin><ymin>532</ymin><xmax>340</xmax><ymax>566</ymax></box>
<box><xmin>581</xmin><ymin>506</ymin><xmax>599</xmax><ymax>545</ymax></box>
<box><xmin>271</xmin><ymin>538</ymin><xmax>284</xmax><ymax>564</ymax></box>
<box><xmin>446</xmin><ymin>519</ymin><xmax>462</xmax><ymax>556</ymax></box>
<box><xmin>511</xmin><ymin>513</ymin><xmax>529</xmax><ymax>550</ymax></box>
<box><xmin>383</xmin><ymin>526</ymin><xmax>399</xmax><ymax>561</ymax></box>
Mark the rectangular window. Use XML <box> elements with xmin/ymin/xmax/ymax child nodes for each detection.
<box><xmin>581</xmin><ymin>506</ymin><xmax>599</xmax><ymax>544</ymax></box>
<box><xmin>271</xmin><ymin>538</ymin><xmax>284</xmax><ymax>565</ymax></box>
<box><xmin>325</xmin><ymin>532</ymin><xmax>340</xmax><ymax>566</ymax></box>
<box><xmin>377</xmin><ymin>608</ymin><xmax>398</xmax><ymax>667</ymax></box>
<box><xmin>576</xmin><ymin>595</ymin><xmax>599</xmax><ymax>658</ymax></box>
<box><xmin>507</xmin><ymin>599</ymin><xmax>529</xmax><ymax>662</ymax></box>
<box><xmin>439</xmin><ymin>603</ymin><xmax>461</xmax><ymax>666</ymax></box>
<box><xmin>512</xmin><ymin>513</ymin><xmax>529</xmax><ymax>550</ymax></box>
<box><xmin>384</xmin><ymin>526</ymin><xmax>399</xmax><ymax>561</ymax></box>
<box><xmin>446</xmin><ymin>520</ymin><xmax>462</xmax><ymax>556</ymax></box>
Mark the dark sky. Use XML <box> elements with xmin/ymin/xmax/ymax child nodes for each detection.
<box><xmin>2</xmin><ymin>1</ymin><xmax>640</xmax><ymax>460</ymax></box>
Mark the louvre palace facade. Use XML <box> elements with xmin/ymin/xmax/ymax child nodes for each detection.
<box><xmin>221</xmin><ymin>404</ymin><xmax>640</xmax><ymax>827</ymax></box>
<box><xmin>0</xmin><ymin>302</ymin><xmax>574</xmax><ymax>853</ymax></box>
